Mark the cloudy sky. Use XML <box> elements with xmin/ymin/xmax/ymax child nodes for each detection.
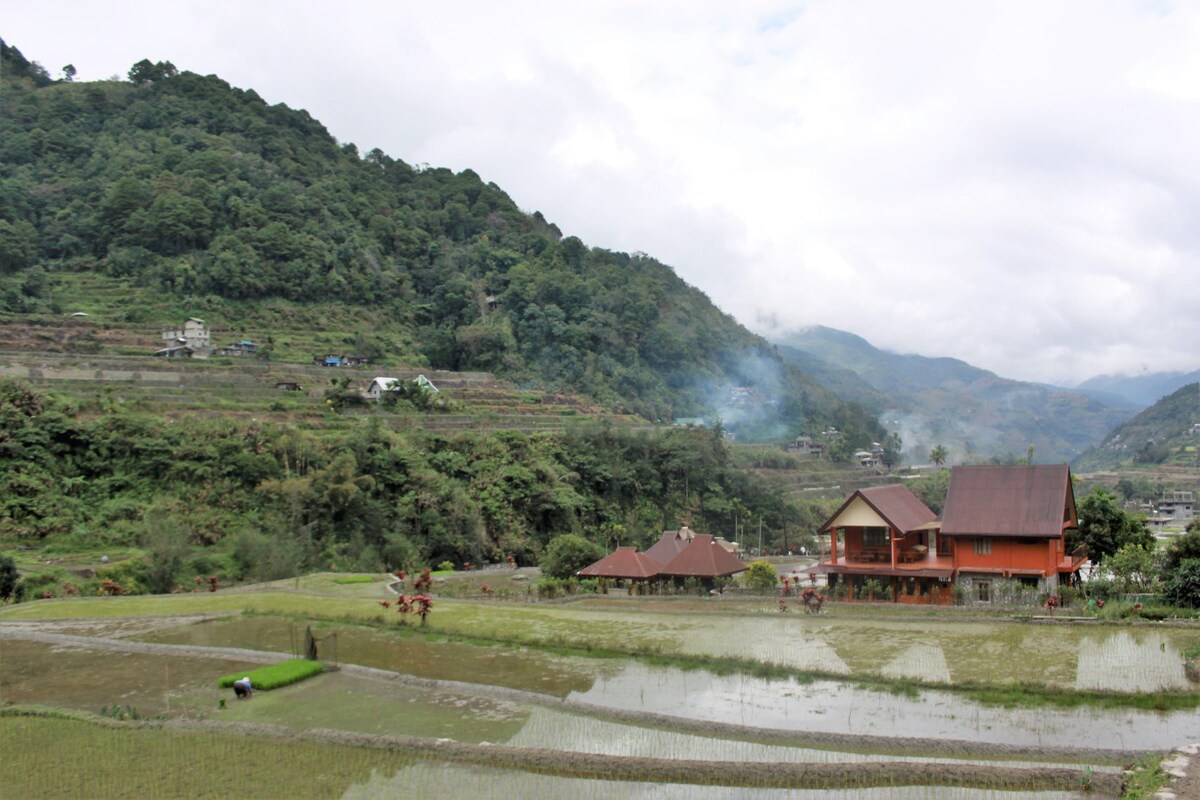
<box><xmin>7</xmin><ymin>1</ymin><xmax>1199</xmax><ymax>385</ymax></box>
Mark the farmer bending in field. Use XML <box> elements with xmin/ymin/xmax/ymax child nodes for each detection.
<box><xmin>233</xmin><ymin>676</ymin><xmax>253</xmax><ymax>699</ymax></box>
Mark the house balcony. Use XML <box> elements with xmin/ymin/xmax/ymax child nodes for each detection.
<box><xmin>817</xmin><ymin>551</ymin><xmax>955</xmax><ymax>578</ymax></box>
<box><xmin>1058</xmin><ymin>544</ymin><xmax>1089</xmax><ymax>573</ymax></box>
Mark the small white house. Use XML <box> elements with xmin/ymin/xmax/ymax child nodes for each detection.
<box><xmin>366</xmin><ymin>375</ymin><xmax>441</xmax><ymax>400</ymax></box>
<box><xmin>366</xmin><ymin>377</ymin><xmax>401</xmax><ymax>400</ymax></box>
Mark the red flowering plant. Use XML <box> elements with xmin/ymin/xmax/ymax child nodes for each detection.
<box><xmin>1044</xmin><ymin>595</ymin><xmax>1060</xmax><ymax>615</ymax></box>
<box><xmin>801</xmin><ymin>588</ymin><xmax>826</xmax><ymax>614</ymax></box>
<box><xmin>395</xmin><ymin>594</ymin><xmax>412</xmax><ymax>623</ymax></box>
<box><xmin>414</xmin><ymin>594</ymin><xmax>433</xmax><ymax>625</ymax></box>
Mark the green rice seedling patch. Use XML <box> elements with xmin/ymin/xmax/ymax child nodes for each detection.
<box><xmin>217</xmin><ymin>658</ymin><xmax>323</xmax><ymax>691</ymax></box>
<box><xmin>331</xmin><ymin>575</ymin><xmax>379</xmax><ymax>585</ymax></box>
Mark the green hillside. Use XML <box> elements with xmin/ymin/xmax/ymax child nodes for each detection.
<box><xmin>1072</xmin><ymin>383</ymin><xmax>1200</xmax><ymax>472</ymax></box>
<box><xmin>0</xmin><ymin>39</ymin><xmax>876</xmax><ymax>444</ymax></box>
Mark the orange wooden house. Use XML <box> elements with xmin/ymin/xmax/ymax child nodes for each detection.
<box><xmin>815</xmin><ymin>465</ymin><xmax>1087</xmax><ymax>604</ymax></box>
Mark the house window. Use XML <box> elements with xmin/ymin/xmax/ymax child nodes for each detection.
<box><xmin>976</xmin><ymin>580</ymin><xmax>991</xmax><ymax>602</ymax></box>
<box><xmin>863</xmin><ymin>527</ymin><xmax>890</xmax><ymax>547</ymax></box>
<box><xmin>973</xmin><ymin>538</ymin><xmax>992</xmax><ymax>555</ymax></box>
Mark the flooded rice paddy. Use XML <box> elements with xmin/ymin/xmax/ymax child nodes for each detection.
<box><xmin>133</xmin><ymin>615</ymin><xmax>1200</xmax><ymax>751</ymax></box>
<box><xmin>439</xmin><ymin>602</ymin><xmax>1200</xmax><ymax>692</ymax></box>
<box><xmin>1</xmin><ymin>604</ymin><xmax>1182</xmax><ymax>799</ymax></box>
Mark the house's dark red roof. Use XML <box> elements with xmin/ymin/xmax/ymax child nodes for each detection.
<box><xmin>577</xmin><ymin>547</ymin><xmax>661</xmax><ymax>579</ymax></box>
<box><xmin>659</xmin><ymin>534</ymin><xmax>747</xmax><ymax>577</ymax></box>
<box><xmin>940</xmin><ymin>464</ymin><xmax>1076</xmax><ymax>539</ymax></box>
<box><xmin>819</xmin><ymin>484</ymin><xmax>938</xmax><ymax>534</ymax></box>
<box><xmin>645</xmin><ymin>527</ymin><xmax>695</xmax><ymax>565</ymax></box>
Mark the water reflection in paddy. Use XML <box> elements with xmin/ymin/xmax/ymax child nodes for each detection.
<box><xmin>571</xmin><ymin>662</ymin><xmax>1200</xmax><ymax>752</ymax></box>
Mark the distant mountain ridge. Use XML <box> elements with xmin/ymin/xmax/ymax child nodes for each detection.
<box><xmin>1071</xmin><ymin>383</ymin><xmax>1200</xmax><ymax>472</ymax></box>
<box><xmin>1072</xmin><ymin>370</ymin><xmax>1200</xmax><ymax>409</ymax></box>
<box><xmin>773</xmin><ymin>326</ymin><xmax>1135</xmax><ymax>464</ymax></box>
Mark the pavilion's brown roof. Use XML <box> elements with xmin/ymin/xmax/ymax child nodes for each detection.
<box><xmin>819</xmin><ymin>483</ymin><xmax>938</xmax><ymax>534</ymax></box>
<box><xmin>645</xmin><ymin>526</ymin><xmax>695</xmax><ymax>565</ymax></box>
<box><xmin>577</xmin><ymin>546</ymin><xmax>662</xmax><ymax>579</ymax></box>
<box><xmin>659</xmin><ymin>534</ymin><xmax>748</xmax><ymax>577</ymax></box>
<box><xmin>939</xmin><ymin>464</ymin><xmax>1076</xmax><ymax>539</ymax></box>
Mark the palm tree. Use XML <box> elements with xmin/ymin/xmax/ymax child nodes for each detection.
<box><xmin>929</xmin><ymin>445</ymin><xmax>948</xmax><ymax>467</ymax></box>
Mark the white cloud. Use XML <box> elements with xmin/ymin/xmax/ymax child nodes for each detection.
<box><xmin>5</xmin><ymin>0</ymin><xmax>1200</xmax><ymax>384</ymax></box>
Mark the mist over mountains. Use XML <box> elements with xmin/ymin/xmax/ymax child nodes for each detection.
<box><xmin>773</xmin><ymin>326</ymin><xmax>1137</xmax><ymax>464</ymax></box>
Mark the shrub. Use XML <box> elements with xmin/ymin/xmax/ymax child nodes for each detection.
<box><xmin>1164</xmin><ymin>559</ymin><xmax>1200</xmax><ymax>609</ymax></box>
<box><xmin>437</xmin><ymin>560</ymin><xmax>456</xmax><ymax>573</ymax></box>
<box><xmin>539</xmin><ymin>534</ymin><xmax>604</xmax><ymax>580</ymax></box>
<box><xmin>742</xmin><ymin>560</ymin><xmax>778</xmax><ymax>593</ymax></box>
<box><xmin>96</xmin><ymin>559</ymin><xmax>148</xmax><ymax>595</ymax></box>
<box><xmin>0</xmin><ymin>555</ymin><xmax>22</xmax><ymax>604</ymax></box>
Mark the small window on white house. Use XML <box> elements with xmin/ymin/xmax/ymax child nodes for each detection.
<box><xmin>973</xmin><ymin>538</ymin><xmax>992</xmax><ymax>555</ymax></box>
<box><xmin>976</xmin><ymin>580</ymin><xmax>991</xmax><ymax>602</ymax></box>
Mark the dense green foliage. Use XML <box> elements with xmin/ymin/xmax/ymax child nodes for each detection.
<box><xmin>0</xmin><ymin>553</ymin><xmax>22</xmax><ymax>603</ymax></box>
<box><xmin>0</xmin><ymin>39</ymin><xmax>882</xmax><ymax>442</ymax></box>
<box><xmin>538</xmin><ymin>534</ymin><xmax>605</xmax><ymax>579</ymax></box>
<box><xmin>0</xmin><ymin>380</ymin><xmax>813</xmax><ymax>588</ymax></box>
<box><xmin>1067</xmin><ymin>487</ymin><xmax>1153</xmax><ymax>564</ymax></box>
<box><xmin>1164</xmin><ymin>559</ymin><xmax>1200</xmax><ymax>609</ymax></box>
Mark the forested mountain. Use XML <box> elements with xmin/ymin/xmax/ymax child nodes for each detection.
<box><xmin>0</xmin><ymin>39</ymin><xmax>879</xmax><ymax>444</ymax></box>
<box><xmin>1072</xmin><ymin>383</ymin><xmax>1200</xmax><ymax>472</ymax></box>
<box><xmin>774</xmin><ymin>326</ymin><xmax>1135</xmax><ymax>464</ymax></box>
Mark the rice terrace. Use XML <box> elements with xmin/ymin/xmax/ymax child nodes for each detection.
<box><xmin>3</xmin><ymin>569</ymin><xmax>1199</xmax><ymax>799</ymax></box>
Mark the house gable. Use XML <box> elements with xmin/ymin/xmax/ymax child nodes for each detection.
<box><xmin>826</xmin><ymin>496</ymin><xmax>888</xmax><ymax>529</ymax></box>
<box><xmin>819</xmin><ymin>484</ymin><xmax>937</xmax><ymax>535</ymax></box>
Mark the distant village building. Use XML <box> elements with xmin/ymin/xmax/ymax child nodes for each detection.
<box><xmin>317</xmin><ymin>354</ymin><xmax>370</xmax><ymax>367</ymax></box>
<box><xmin>218</xmin><ymin>340</ymin><xmax>258</xmax><ymax>357</ymax></box>
<box><xmin>154</xmin><ymin>344</ymin><xmax>194</xmax><ymax>359</ymax></box>
<box><xmin>365</xmin><ymin>375</ymin><xmax>439</xmax><ymax>400</ymax></box>
<box><xmin>787</xmin><ymin>435</ymin><xmax>827</xmax><ymax>459</ymax></box>
<box><xmin>159</xmin><ymin>318</ymin><xmax>210</xmax><ymax>358</ymax></box>
<box><xmin>1158</xmin><ymin>491</ymin><xmax>1195</xmax><ymax>521</ymax></box>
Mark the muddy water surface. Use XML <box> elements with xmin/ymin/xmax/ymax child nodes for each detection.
<box><xmin>0</xmin><ymin>638</ymin><xmax>251</xmax><ymax>715</ymax></box>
